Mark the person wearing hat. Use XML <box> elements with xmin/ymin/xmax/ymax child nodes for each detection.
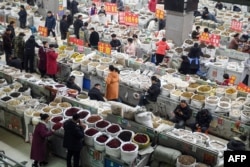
<box><xmin>189</xmin><ymin>109</ymin><xmax>212</xmax><ymax>133</ymax></box>
<box><xmin>89</xmin><ymin>27</ymin><xmax>99</xmax><ymax>49</ymax></box>
<box><xmin>63</xmin><ymin>113</ymin><xmax>85</xmax><ymax>167</ymax></box>
<box><xmin>110</xmin><ymin>34</ymin><xmax>121</xmax><ymax>52</ymax></box>
<box><xmin>227</xmin><ymin>135</ymin><xmax>247</xmax><ymax>151</ymax></box>
<box><xmin>2</xmin><ymin>28</ymin><xmax>13</xmax><ymax>65</ymax></box>
<box><xmin>45</xmin><ymin>11</ymin><xmax>56</xmax><ymax>37</ymax></box>
<box><xmin>30</xmin><ymin>113</ymin><xmax>54</xmax><ymax>167</ymax></box>
<box><xmin>46</xmin><ymin>44</ymin><xmax>58</xmax><ymax>81</ymax></box>
<box><xmin>12</xmin><ymin>32</ymin><xmax>25</xmax><ymax>71</ymax></box>
<box><xmin>24</xmin><ymin>35</ymin><xmax>40</xmax><ymax>73</ymax></box>
<box><xmin>18</xmin><ymin>5</ymin><xmax>27</xmax><ymax>29</ymax></box>
<box><xmin>66</xmin><ymin>75</ymin><xmax>81</xmax><ymax>93</ymax></box>
<box><xmin>170</xmin><ymin>100</ymin><xmax>192</xmax><ymax>129</ymax></box>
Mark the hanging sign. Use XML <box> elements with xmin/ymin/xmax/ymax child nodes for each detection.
<box><xmin>104</xmin><ymin>2</ymin><xmax>117</xmax><ymax>14</ymax></box>
<box><xmin>231</xmin><ymin>19</ymin><xmax>243</xmax><ymax>32</ymax></box>
<box><xmin>155</xmin><ymin>9</ymin><xmax>165</xmax><ymax>19</ymax></box>
<box><xmin>98</xmin><ymin>42</ymin><xmax>111</xmax><ymax>55</ymax></box>
<box><xmin>119</xmin><ymin>12</ymin><xmax>125</xmax><ymax>24</ymax></box>
<box><xmin>38</xmin><ymin>26</ymin><xmax>48</xmax><ymax>37</ymax></box>
<box><xmin>124</xmin><ymin>12</ymin><xmax>139</xmax><ymax>26</ymax></box>
<box><xmin>210</xmin><ymin>34</ymin><xmax>220</xmax><ymax>47</ymax></box>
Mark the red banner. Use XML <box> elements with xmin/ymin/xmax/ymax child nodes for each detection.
<box><xmin>104</xmin><ymin>2</ymin><xmax>117</xmax><ymax>14</ymax></box>
<box><xmin>38</xmin><ymin>26</ymin><xmax>48</xmax><ymax>37</ymax></box>
<box><xmin>199</xmin><ymin>32</ymin><xmax>210</xmax><ymax>43</ymax></box>
<box><xmin>231</xmin><ymin>19</ymin><xmax>243</xmax><ymax>32</ymax></box>
<box><xmin>119</xmin><ymin>12</ymin><xmax>125</xmax><ymax>24</ymax></box>
<box><xmin>92</xmin><ymin>0</ymin><xmax>101</xmax><ymax>7</ymax></box>
<box><xmin>210</xmin><ymin>34</ymin><xmax>220</xmax><ymax>47</ymax></box>
<box><xmin>237</xmin><ymin>82</ymin><xmax>250</xmax><ymax>93</ymax></box>
<box><xmin>98</xmin><ymin>42</ymin><xmax>111</xmax><ymax>55</ymax></box>
<box><xmin>69</xmin><ymin>37</ymin><xmax>84</xmax><ymax>46</ymax></box>
<box><xmin>155</xmin><ymin>9</ymin><xmax>165</xmax><ymax>19</ymax></box>
<box><xmin>124</xmin><ymin>12</ymin><xmax>138</xmax><ymax>26</ymax></box>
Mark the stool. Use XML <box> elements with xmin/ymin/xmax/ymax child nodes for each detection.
<box><xmin>196</xmin><ymin>128</ymin><xmax>209</xmax><ymax>134</ymax></box>
<box><xmin>146</xmin><ymin>100</ymin><xmax>158</xmax><ymax>114</ymax></box>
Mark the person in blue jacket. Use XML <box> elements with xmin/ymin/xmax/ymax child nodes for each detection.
<box><xmin>18</xmin><ymin>5</ymin><xmax>27</xmax><ymax>29</ymax></box>
<box><xmin>45</xmin><ymin>11</ymin><xmax>56</xmax><ymax>37</ymax></box>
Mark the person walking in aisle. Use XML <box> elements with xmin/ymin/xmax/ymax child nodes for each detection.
<box><xmin>24</xmin><ymin>35</ymin><xmax>40</xmax><ymax>73</ymax></box>
<box><xmin>30</xmin><ymin>113</ymin><xmax>54</xmax><ymax>167</ymax></box>
<box><xmin>89</xmin><ymin>27</ymin><xmax>99</xmax><ymax>49</ymax></box>
<box><xmin>45</xmin><ymin>11</ymin><xmax>56</xmax><ymax>37</ymax></box>
<box><xmin>73</xmin><ymin>15</ymin><xmax>84</xmax><ymax>39</ymax></box>
<box><xmin>66</xmin><ymin>10</ymin><xmax>73</xmax><ymax>26</ymax></box>
<box><xmin>2</xmin><ymin>28</ymin><xmax>13</xmax><ymax>65</ymax></box>
<box><xmin>124</xmin><ymin>38</ymin><xmax>136</xmax><ymax>56</ymax></box>
<box><xmin>155</xmin><ymin>37</ymin><xmax>170</xmax><ymax>65</ymax></box>
<box><xmin>60</xmin><ymin>15</ymin><xmax>69</xmax><ymax>40</ymax></box>
<box><xmin>63</xmin><ymin>113</ymin><xmax>85</xmax><ymax>167</ymax></box>
<box><xmin>38</xmin><ymin>41</ymin><xmax>48</xmax><ymax>78</ymax></box>
<box><xmin>12</xmin><ymin>32</ymin><xmax>25</xmax><ymax>71</ymax></box>
<box><xmin>7</xmin><ymin>21</ymin><xmax>15</xmax><ymax>42</ymax></box>
<box><xmin>46</xmin><ymin>44</ymin><xmax>58</xmax><ymax>81</ymax></box>
<box><xmin>105</xmin><ymin>65</ymin><xmax>119</xmax><ymax>101</ymax></box>
<box><xmin>70</xmin><ymin>0</ymin><xmax>79</xmax><ymax>16</ymax></box>
<box><xmin>18</xmin><ymin>5</ymin><xmax>27</xmax><ymax>29</ymax></box>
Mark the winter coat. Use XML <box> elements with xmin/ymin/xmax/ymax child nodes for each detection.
<box><xmin>13</xmin><ymin>36</ymin><xmax>25</xmax><ymax>60</ymax></box>
<box><xmin>90</xmin><ymin>7</ymin><xmax>97</xmax><ymax>15</ymax></box>
<box><xmin>63</xmin><ymin>119</ymin><xmax>84</xmax><ymax>151</ymax></box>
<box><xmin>67</xmin><ymin>14</ymin><xmax>73</xmax><ymax>26</ymax></box>
<box><xmin>25</xmin><ymin>38</ymin><xmax>40</xmax><ymax>55</ymax></box>
<box><xmin>146</xmin><ymin>82</ymin><xmax>161</xmax><ymax>102</ymax></box>
<box><xmin>9</xmin><ymin>57</ymin><xmax>22</xmax><ymax>69</ymax></box>
<box><xmin>179</xmin><ymin>57</ymin><xmax>190</xmax><ymax>75</ymax></box>
<box><xmin>71</xmin><ymin>0</ymin><xmax>79</xmax><ymax>15</ymax></box>
<box><xmin>110</xmin><ymin>39</ymin><xmax>121</xmax><ymax>51</ymax></box>
<box><xmin>2</xmin><ymin>32</ymin><xmax>12</xmax><ymax>51</ymax></box>
<box><xmin>105</xmin><ymin>71</ymin><xmax>119</xmax><ymax>100</ymax></box>
<box><xmin>46</xmin><ymin>49</ymin><xmax>58</xmax><ymax>75</ymax></box>
<box><xmin>60</xmin><ymin>19</ymin><xmax>68</xmax><ymax>34</ymax></box>
<box><xmin>227</xmin><ymin>138</ymin><xmax>246</xmax><ymax>151</ymax></box>
<box><xmin>240</xmin><ymin>58</ymin><xmax>250</xmax><ymax>85</ymax></box>
<box><xmin>7</xmin><ymin>25</ymin><xmax>15</xmax><ymax>41</ymax></box>
<box><xmin>88</xmin><ymin>87</ymin><xmax>105</xmax><ymax>101</ymax></box>
<box><xmin>73</xmin><ymin>19</ymin><xmax>84</xmax><ymax>38</ymax></box>
<box><xmin>38</xmin><ymin>47</ymin><xmax>47</xmax><ymax>71</ymax></box>
<box><xmin>191</xmin><ymin>30</ymin><xmax>199</xmax><ymax>40</ymax></box>
<box><xmin>66</xmin><ymin>80</ymin><xmax>81</xmax><ymax>93</ymax></box>
<box><xmin>173</xmin><ymin>105</ymin><xmax>192</xmax><ymax>121</ymax></box>
<box><xmin>98</xmin><ymin>9</ymin><xmax>107</xmax><ymax>16</ymax></box>
<box><xmin>195</xmin><ymin>111</ymin><xmax>212</xmax><ymax>128</ymax></box>
<box><xmin>125</xmin><ymin>43</ymin><xmax>136</xmax><ymax>56</ymax></box>
<box><xmin>188</xmin><ymin>46</ymin><xmax>203</xmax><ymax>59</ymax></box>
<box><xmin>18</xmin><ymin>10</ymin><xmax>27</xmax><ymax>23</ymax></box>
<box><xmin>45</xmin><ymin>15</ymin><xmax>56</xmax><ymax>30</ymax></box>
<box><xmin>148</xmin><ymin>0</ymin><xmax>156</xmax><ymax>12</ymax></box>
<box><xmin>89</xmin><ymin>31</ymin><xmax>100</xmax><ymax>47</ymax></box>
<box><xmin>30</xmin><ymin>122</ymin><xmax>53</xmax><ymax>161</ymax></box>
<box><xmin>156</xmin><ymin>40</ymin><xmax>170</xmax><ymax>55</ymax></box>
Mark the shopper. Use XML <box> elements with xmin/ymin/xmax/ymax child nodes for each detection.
<box><xmin>147</xmin><ymin>18</ymin><xmax>158</xmax><ymax>31</ymax></box>
<box><xmin>137</xmin><ymin>76</ymin><xmax>161</xmax><ymax>107</ymax></box>
<box><xmin>66</xmin><ymin>10</ymin><xmax>73</xmax><ymax>26</ymax></box>
<box><xmin>178</xmin><ymin>55</ymin><xmax>190</xmax><ymax>75</ymax></box>
<box><xmin>132</xmin><ymin>34</ymin><xmax>141</xmax><ymax>48</ymax></box>
<box><xmin>38</xmin><ymin>41</ymin><xmax>48</xmax><ymax>78</ymax></box>
<box><xmin>228</xmin><ymin>33</ymin><xmax>240</xmax><ymax>50</ymax></box>
<box><xmin>216</xmin><ymin>73</ymin><xmax>230</xmax><ymax>86</ymax></box>
<box><xmin>82</xmin><ymin>22</ymin><xmax>90</xmax><ymax>47</ymax></box>
<box><xmin>117</xmin><ymin>0</ymin><xmax>124</xmax><ymax>11</ymax></box>
<box><xmin>105</xmin><ymin>65</ymin><xmax>119</xmax><ymax>101</ymax></box>
<box><xmin>110</xmin><ymin>34</ymin><xmax>122</xmax><ymax>52</ymax></box>
<box><xmin>3</xmin><ymin>28</ymin><xmax>13</xmax><ymax>65</ymax></box>
<box><xmin>124</xmin><ymin>38</ymin><xmax>136</xmax><ymax>56</ymax></box>
<box><xmin>66</xmin><ymin>75</ymin><xmax>81</xmax><ymax>93</ymax></box>
<box><xmin>12</xmin><ymin>32</ymin><xmax>25</xmax><ymax>71</ymax></box>
<box><xmin>63</xmin><ymin>113</ymin><xmax>85</xmax><ymax>167</ymax></box>
<box><xmin>98</xmin><ymin>6</ymin><xmax>107</xmax><ymax>16</ymax></box>
<box><xmin>9</xmin><ymin>56</ymin><xmax>22</xmax><ymax>70</ymax></box>
<box><xmin>188</xmin><ymin>43</ymin><xmax>203</xmax><ymax>74</ymax></box>
<box><xmin>88</xmin><ymin>83</ymin><xmax>105</xmax><ymax>101</ymax></box>
<box><xmin>60</xmin><ymin>15</ymin><xmax>69</xmax><ymax>40</ymax></box>
<box><xmin>45</xmin><ymin>11</ymin><xmax>56</xmax><ymax>37</ymax></box>
<box><xmin>30</xmin><ymin>113</ymin><xmax>54</xmax><ymax>167</ymax></box>
<box><xmin>90</xmin><ymin>3</ymin><xmax>97</xmax><ymax>16</ymax></box>
<box><xmin>191</xmin><ymin>26</ymin><xmax>200</xmax><ymax>40</ymax></box>
<box><xmin>71</xmin><ymin>0</ymin><xmax>79</xmax><ymax>16</ymax></box>
<box><xmin>7</xmin><ymin>21</ymin><xmax>15</xmax><ymax>41</ymax></box>
<box><xmin>189</xmin><ymin>109</ymin><xmax>212</xmax><ymax>133</ymax></box>
<box><xmin>155</xmin><ymin>37</ymin><xmax>170</xmax><ymax>65</ymax></box>
<box><xmin>24</xmin><ymin>35</ymin><xmax>40</xmax><ymax>73</ymax></box>
<box><xmin>158</xmin><ymin>18</ymin><xmax>166</xmax><ymax>31</ymax></box>
<box><xmin>18</xmin><ymin>5</ymin><xmax>27</xmax><ymax>29</ymax></box>
<box><xmin>89</xmin><ymin>27</ymin><xmax>99</xmax><ymax>49</ymax></box>
<box><xmin>202</xmin><ymin>7</ymin><xmax>217</xmax><ymax>23</ymax></box>
<box><xmin>67</xmin><ymin>0</ymin><xmax>72</xmax><ymax>10</ymax></box>
<box><xmin>170</xmin><ymin>100</ymin><xmax>192</xmax><ymax>129</ymax></box>
<box><xmin>241</xmin><ymin>57</ymin><xmax>250</xmax><ymax>86</ymax></box>
<box><xmin>227</xmin><ymin>135</ymin><xmax>246</xmax><ymax>151</ymax></box>
<box><xmin>148</xmin><ymin>0</ymin><xmax>157</xmax><ymax>12</ymax></box>
<box><xmin>46</xmin><ymin>44</ymin><xmax>58</xmax><ymax>81</ymax></box>
<box><xmin>73</xmin><ymin>15</ymin><xmax>84</xmax><ymax>39</ymax></box>
<box><xmin>215</xmin><ymin>1</ymin><xmax>223</xmax><ymax>10</ymax></box>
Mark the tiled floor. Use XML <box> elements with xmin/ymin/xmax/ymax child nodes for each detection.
<box><xmin>0</xmin><ymin>128</ymin><xmax>66</xmax><ymax>167</ymax></box>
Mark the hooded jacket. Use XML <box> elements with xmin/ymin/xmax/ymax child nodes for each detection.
<box><xmin>156</xmin><ymin>40</ymin><xmax>170</xmax><ymax>55</ymax></box>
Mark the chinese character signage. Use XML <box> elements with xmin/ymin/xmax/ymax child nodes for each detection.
<box><xmin>119</xmin><ymin>12</ymin><xmax>125</xmax><ymax>24</ymax></box>
<box><xmin>210</xmin><ymin>34</ymin><xmax>220</xmax><ymax>47</ymax></box>
<box><xmin>231</xmin><ymin>19</ymin><xmax>242</xmax><ymax>32</ymax></box>
<box><xmin>98</xmin><ymin>42</ymin><xmax>111</xmax><ymax>55</ymax></box>
<box><xmin>38</xmin><ymin>26</ymin><xmax>48</xmax><ymax>37</ymax></box>
<box><xmin>124</xmin><ymin>12</ymin><xmax>138</xmax><ymax>26</ymax></box>
<box><xmin>155</xmin><ymin>9</ymin><xmax>165</xmax><ymax>19</ymax></box>
<box><xmin>199</xmin><ymin>32</ymin><xmax>210</xmax><ymax>43</ymax></box>
<box><xmin>69</xmin><ymin>37</ymin><xmax>84</xmax><ymax>46</ymax></box>
<box><xmin>105</xmin><ymin>2</ymin><xmax>117</xmax><ymax>14</ymax></box>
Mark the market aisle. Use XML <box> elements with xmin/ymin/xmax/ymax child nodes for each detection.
<box><xmin>0</xmin><ymin>128</ymin><xmax>66</xmax><ymax>167</ymax></box>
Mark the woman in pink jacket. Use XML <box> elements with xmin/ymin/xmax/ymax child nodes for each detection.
<box><xmin>155</xmin><ymin>38</ymin><xmax>170</xmax><ymax>65</ymax></box>
<box><xmin>148</xmin><ymin>0</ymin><xmax>157</xmax><ymax>12</ymax></box>
<box><xmin>125</xmin><ymin>38</ymin><xmax>136</xmax><ymax>56</ymax></box>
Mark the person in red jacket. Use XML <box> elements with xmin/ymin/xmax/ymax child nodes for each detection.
<box><xmin>46</xmin><ymin>44</ymin><xmax>58</xmax><ymax>81</ymax></box>
<box><xmin>148</xmin><ymin>0</ymin><xmax>157</xmax><ymax>12</ymax></box>
<box><xmin>155</xmin><ymin>38</ymin><xmax>170</xmax><ymax>65</ymax></box>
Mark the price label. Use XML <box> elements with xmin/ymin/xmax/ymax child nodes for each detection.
<box><xmin>231</xmin><ymin>19</ymin><xmax>243</xmax><ymax>32</ymax></box>
<box><xmin>38</xmin><ymin>26</ymin><xmax>48</xmax><ymax>37</ymax></box>
<box><xmin>98</xmin><ymin>42</ymin><xmax>111</xmax><ymax>55</ymax></box>
<box><xmin>124</xmin><ymin>12</ymin><xmax>138</xmax><ymax>26</ymax></box>
<box><xmin>155</xmin><ymin>9</ymin><xmax>165</xmax><ymax>19</ymax></box>
<box><xmin>199</xmin><ymin>32</ymin><xmax>210</xmax><ymax>43</ymax></box>
<box><xmin>104</xmin><ymin>2</ymin><xmax>117</xmax><ymax>14</ymax></box>
<box><xmin>119</xmin><ymin>12</ymin><xmax>125</xmax><ymax>24</ymax></box>
<box><xmin>210</xmin><ymin>34</ymin><xmax>220</xmax><ymax>47</ymax></box>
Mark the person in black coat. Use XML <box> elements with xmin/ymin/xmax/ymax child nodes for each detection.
<box><xmin>66</xmin><ymin>75</ymin><xmax>81</xmax><ymax>93</ymax></box>
<box><xmin>7</xmin><ymin>21</ymin><xmax>15</xmax><ymax>42</ymax></box>
<box><xmin>188</xmin><ymin>43</ymin><xmax>203</xmax><ymax>74</ymax></box>
<box><xmin>73</xmin><ymin>15</ymin><xmax>84</xmax><ymax>39</ymax></box>
<box><xmin>9</xmin><ymin>56</ymin><xmax>22</xmax><ymax>70</ymax></box>
<box><xmin>18</xmin><ymin>5</ymin><xmax>27</xmax><ymax>29</ymax></box>
<box><xmin>45</xmin><ymin>11</ymin><xmax>56</xmax><ymax>37</ymax></box>
<box><xmin>110</xmin><ymin>34</ymin><xmax>121</xmax><ymax>52</ymax></box>
<box><xmin>60</xmin><ymin>15</ymin><xmax>69</xmax><ymax>40</ymax></box>
<box><xmin>227</xmin><ymin>135</ymin><xmax>247</xmax><ymax>151</ymax></box>
<box><xmin>170</xmin><ymin>100</ymin><xmax>192</xmax><ymax>129</ymax></box>
<box><xmin>191</xmin><ymin>26</ymin><xmax>200</xmax><ymax>40</ymax></box>
<box><xmin>71</xmin><ymin>0</ymin><xmax>79</xmax><ymax>16</ymax></box>
<box><xmin>189</xmin><ymin>109</ymin><xmax>212</xmax><ymax>133</ymax></box>
<box><xmin>89</xmin><ymin>27</ymin><xmax>99</xmax><ymax>49</ymax></box>
<box><xmin>24</xmin><ymin>35</ymin><xmax>40</xmax><ymax>73</ymax></box>
<box><xmin>88</xmin><ymin>83</ymin><xmax>105</xmax><ymax>101</ymax></box>
<box><xmin>67</xmin><ymin>0</ymin><xmax>72</xmax><ymax>10</ymax></box>
<box><xmin>66</xmin><ymin>11</ymin><xmax>73</xmax><ymax>26</ymax></box>
<box><xmin>215</xmin><ymin>1</ymin><xmax>223</xmax><ymax>10</ymax></box>
<box><xmin>137</xmin><ymin>76</ymin><xmax>161</xmax><ymax>106</ymax></box>
<box><xmin>98</xmin><ymin>6</ymin><xmax>107</xmax><ymax>16</ymax></box>
<box><xmin>2</xmin><ymin>28</ymin><xmax>12</xmax><ymax>65</ymax></box>
<box><xmin>63</xmin><ymin>113</ymin><xmax>84</xmax><ymax>167</ymax></box>
<box><xmin>179</xmin><ymin>55</ymin><xmax>190</xmax><ymax>75</ymax></box>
